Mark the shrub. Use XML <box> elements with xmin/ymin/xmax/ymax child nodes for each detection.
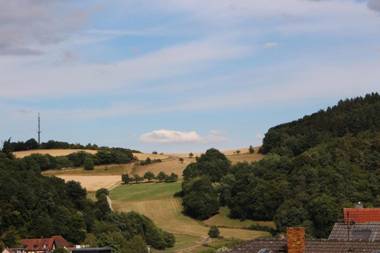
<box><xmin>165</xmin><ymin>173</ymin><xmax>178</xmax><ymax>183</ymax></box>
<box><xmin>84</xmin><ymin>157</ymin><xmax>95</xmax><ymax>170</ymax></box>
<box><xmin>144</xmin><ymin>171</ymin><xmax>155</xmax><ymax>182</ymax></box>
<box><xmin>96</xmin><ymin>188</ymin><xmax>109</xmax><ymax>199</ymax></box>
<box><xmin>208</xmin><ymin>226</ymin><xmax>220</xmax><ymax>238</ymax></box>
<box><xmin>122</xmin><ymin>174</ymin><xmax>130</xmax><ymax>184</ymax></box>
<box><xmin>133</xmin><ymin>174</ymin><xmax>143</xmax><ymax>184</ymax></box>
<box><xmin>157</xmin><ymin>171</ymin><xmax>167</xmax><ymax>182</ymax></box>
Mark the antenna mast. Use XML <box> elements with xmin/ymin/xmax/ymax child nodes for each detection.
<box><xmin>38</xmin><ymin>113</ymin><xmax>41</xmax><ymax>145</ymax></box>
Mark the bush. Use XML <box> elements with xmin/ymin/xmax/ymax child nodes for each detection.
<box><xmin>122</xmin><ymin>174</ymin><xmax>130</xmax><ymax>184</ymax></box>
<box><xmin>165</xmin><ymin>173</ymin><xmax>178</xmax><ymax>183</ymax></box>
<box><xmin>157</xmin><ymin>171</ymin><xmax>167</xmax><ymax>182</ymax></box>
<box><xmin>144</xmin><ymin>171</ymin><xmax>155</xmax><ymax>182</ymax></box>
<box><xmin>96</xmin><ymin>188</ymin><xmax>109</xmax><ymax>199</ymax></box>
<box><xmin>84</xmin><ymin>157</ymin><xmax>95</xmax><ymax>170</ymax></box>
<box><xmin>133</xmin><ymin>174</ymin><xmax>143</xmax><ymax>184</ymax></box>
<box><xmin>208</xmin><ymin>226</ymin><xmax>220</xmax><ymax>238</ymax></box>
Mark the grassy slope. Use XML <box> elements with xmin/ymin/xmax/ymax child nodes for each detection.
<box><xmin>110</xmin><ymin>182</ymin><xmax>270</xmax><ymax>253</ymax></box>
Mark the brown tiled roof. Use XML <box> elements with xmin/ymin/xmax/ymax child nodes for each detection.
<box><xmin>329</xmin><ymin>223</ymin><xmax>380</xmax><ymax>242</ymax></box>
<box><xmin>228</xmin><ymin>239</ymin><xmax>380</xmax><ymax>253</ymax></box>
<box><xmin>21</xmin><ymin>236</ymin><xmax>73</xmax><ymax>251</ymax></box>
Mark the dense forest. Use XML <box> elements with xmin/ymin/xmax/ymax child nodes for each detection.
<box><xmin>0</xmin><ymin>153</ymin><xmax>174</xmax><ymax>252</ymax></box>
<box><xmin>260</xmin><ymin>93</ymin><xmax>380</xmax><ymax>156</ymax></box>
<box><xmin>182</xmin><ymin>93</ymin><xmax>380</xmax><ymax>238</ymax></box>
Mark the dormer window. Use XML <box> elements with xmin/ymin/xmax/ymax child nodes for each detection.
<box><xmin>258</xmin><ymin>249</ymin><xmax>273</xmax><ymax>253</ymax></box>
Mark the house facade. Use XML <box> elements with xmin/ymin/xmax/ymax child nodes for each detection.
<box><xmin>11</xmin><ymin>236</ymin><xmax>73</xmax><ymax>253</ymax></box>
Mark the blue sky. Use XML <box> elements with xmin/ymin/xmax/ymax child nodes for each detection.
<box><xmin>1</xmin><ymin>0</ymin><xmax>380</xmax><ymax>152</ymax></box>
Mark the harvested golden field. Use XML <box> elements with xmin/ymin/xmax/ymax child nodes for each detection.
<box><xmin>57</xmin><ymin>175</ymin><xmax>121</xmax><ymax>192</ymax></box>
<box><xmin>43</xmin><ymin>163</ymin><xmax>135</xmax><ymax>176</ymax></box>
<box><xmin>13</xmin><ymin>149</ymin><xmax>168</xmax><ymax>161</ymax></box>
<box><xmin>131</xmin><ymin>157</ymin><xmax>194</xmax><ymax>178</ymax></box>
<box><xmin>44</xmin><ymin>156</ymin><xmax>190</xmax><ymax>178</ymax></box>
<box><xmin>13</xmin><ymin>149</ymin><xmax>98</xmax><ymax>158</ymax></box>
<box><xmin>133</xmin><ymin>153</ymin><xmax>169</xmax><ymax>160</ymax></box>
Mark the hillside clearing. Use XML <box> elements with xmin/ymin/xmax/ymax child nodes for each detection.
<box><xmin>110</xmin><ymin>182</ymin><xmax>270</xmax><ymax>252</ymax></box>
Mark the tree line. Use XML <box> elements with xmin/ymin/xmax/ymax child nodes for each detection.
<box><xmin>2</xmin><ymin>139</ymin><xmax>140</xmax><ymax>153</ymax></box>
<box><xmin>122</xmin><ymin>171</ymin><xmax>178</xmax><ymax>184</ymax></box>
<box><xmin>0</xmin><ymin>153</ymin><xmax>174</xmax><ymax>252</ymax></box>
<box><xmin>12</xmin><ymin>149</ymin><xmax>135</xmax><ymax>172</ymax></box>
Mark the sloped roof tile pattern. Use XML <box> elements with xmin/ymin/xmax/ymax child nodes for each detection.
<box><xmin>329</xmin><ymin>223</ymin><xmax>380</xmax><ymax>242</ymax></box>
<box><xmin>228</xmin><ymin>240</ymin><xmax>380</xmax><ymax>253</ymax></box>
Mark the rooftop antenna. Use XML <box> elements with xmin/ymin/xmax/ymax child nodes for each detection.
<box><xmin>38</xmin><ymin>113</ymin><xmax>41</xmax><ymax>145</ymax></box>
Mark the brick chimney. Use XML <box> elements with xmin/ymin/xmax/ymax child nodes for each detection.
<box><xmin>287</xmin><ymin>227</ymin><xmax>305</xmax><ymax>253</ymax></box>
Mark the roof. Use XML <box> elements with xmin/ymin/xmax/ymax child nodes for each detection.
<box><xmin>344</xmin><ymin>208</ymin><xmax>380</xmax><ymax>223</ymax></box>
<box><xmin>329</xmin><ymin>222</ymin><xmax>380</xmax><ymax>242</ymax></box>
<box><xmin>228</xmin><ymin>239</ymin><xmax>380</xmax><ymax>253</ymax></box>
<box><xmin>21</xmin><ymin>236</ymin><xmax>73</xmax><ymax>251</ymax></box>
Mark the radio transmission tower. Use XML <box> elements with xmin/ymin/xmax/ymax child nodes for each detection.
<box><xmin>38</xmin><ymin>113</ymin><xmax>41</xmax><ymax>145</ymax></box>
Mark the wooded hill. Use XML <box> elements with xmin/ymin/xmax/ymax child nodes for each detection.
<box><xmin>0</xmin><ymin>153</ymin><xmax>174</xmax><ymax>253</ymax></box>
<box><xmin>260</xmin><ymin>92</ymin><xmax>380</xmax><ymax>156</ymax></box>
<box><xmin>181</xmin><ymin>93</ymin><xmax>380</xmax><ymax>238</ymax></box>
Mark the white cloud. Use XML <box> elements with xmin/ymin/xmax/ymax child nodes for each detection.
<box><xmin>140</xmin><ymin>129</ymin><xmax>202</xmax><ymax>144</ymax></box>
<box><xmin>139</xmin><ymin>129</ymin><xmax>228</xmax><ymax>144</ymax></box>
<box><xmin>263</xmin><ymin>42</ymin><xmax>279</xmax><ymax>49</ymax></box>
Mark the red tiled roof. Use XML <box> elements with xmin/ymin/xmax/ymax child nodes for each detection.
<box><xmin>344</xmin><ymin>208</ymin><xmax>380</xmax><ymax>223</ymax></box>
<box><xmin>21</xmin><ymin>236</ymin><xmax>73</xmax><ymax>251</ymax></box>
